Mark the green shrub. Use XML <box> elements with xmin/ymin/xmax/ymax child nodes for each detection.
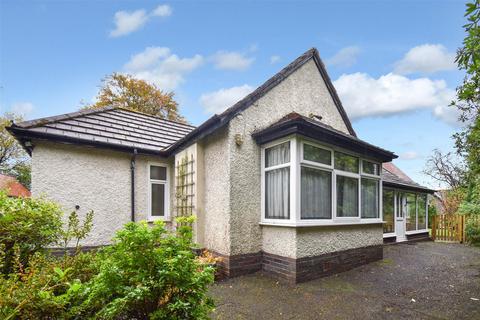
<box><xmin>465</xmin><ymin>216</ymin><xmax>480</xmax><ymax>246</ymax></box>
<box><xmin>0</xmin><ymin>192</ymin><xmax>63</xmax><ymax>275</ymax></box>
<box><xmin>0</xmin><ymin>250</ymin><xmax>99</xmax><ymax>320</ymax></box>
<box><xmin>76</xmin><ymin>217</ymin><xmax>215</xmax><ymax>320</ymax></box>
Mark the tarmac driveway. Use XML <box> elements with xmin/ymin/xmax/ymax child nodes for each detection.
<box><xmin>209</xmin><ymin>242</ymin><xmax>480</xmax><ymax>319</ymax></box>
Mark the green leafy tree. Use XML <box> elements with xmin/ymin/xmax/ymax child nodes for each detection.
<box><xmin>0</xmin><ymin>192</ymin><xmax>63</xmax><ymax>275</ymax></box>
<box><xmin>84</xmin><ymin>73</ymin><xmax>186</xmax><ymax>123</ymax></box>
<box><xmin>451</xmin><ymin>1</ymin><xmax>480</xmax><ymax>243</ymax></box>
<box><xmin>0</xmin><ymin>113</ymin><xmax>31</xmax><ymax>189</ymax></box>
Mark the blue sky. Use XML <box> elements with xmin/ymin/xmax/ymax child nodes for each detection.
<box><xmin>0</xmin><ymin>0</ymin><xmax>468</xmax><ymax>188</ymax></box>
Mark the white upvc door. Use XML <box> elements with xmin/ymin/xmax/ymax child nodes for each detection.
<box><xmin>395</xmin><ymin>192</ymin><xmax>407</xmax><ymax>242</ymax></box>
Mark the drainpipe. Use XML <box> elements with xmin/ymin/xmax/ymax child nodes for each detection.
<box><xmin>130</xmin><ymin>148</ymin><xmax>138</xmax><ymax>222</ymax></box>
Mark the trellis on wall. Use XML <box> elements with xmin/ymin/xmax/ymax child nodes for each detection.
<box><xmin>175</xmin><ymin>154</ymin><xmax>195</xmax><ymax>217</ymax></box>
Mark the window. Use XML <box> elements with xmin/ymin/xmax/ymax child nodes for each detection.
<box><xmin>406</xmin><ymin>193</ymin><xmax>417</xmax><ymax>231</ymax></box>
<box><xmin>383</xmin><ymin>189</ymin><xmax>395</xmax><ymax>233</ymax></box>
<box><xmin>361</xmin><ymin>178</ymin><xmax>379</xmax><ymax>218</ymax></box>
<box><xmin>334</xmin><ymin>151</ymin><xmax>359</xmax><ymax>173</ymax></box>
<box><xmin>149</xmin><ymin>164</ymin><xmax>168</xmax><ymax>220</ymax></box>
<box><xmin>336</xmin><ymin>175</ymin><xmax>359</xmax><ymax>217</ymax></box>
<box><xmin>261</xmin><ymin>137</ymin><xmax>382</xmax><ymax>226</ymax></box>
<box><xmin>301</xmin><ymin>166</ymin><xmax>331</xmax><ymax>219</ymax></box>
<box><xmin>303</xmin><ymin>143</ymin><xmax>331</xmax><ymax>165</ymax></box>
<box><xmin>362</xmin><ymin>160</ymin><xmax>380</xmax><ymax>176</ymax></box>
<box><xmin>417</xmin><ymin>195</ymin><xmax>427</xmax><ymax>230</ymax></box>
<box><xmin>264</xmin><ymin>142</ymin><xmax>290</xmax><ymax>219</ymax></box>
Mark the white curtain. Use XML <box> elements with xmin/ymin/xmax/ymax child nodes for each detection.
<box><xmin>265</xmin><ymin>142</ymin><xmax>290</xmax><ymax>167</ymax></box>
<box><xmin>361</xmin><ymin>179</ymin><xmax>378</xmax><ymax>218</ymax></box>
<box><xmin>265</xmin><ymin>142</ymin><xmax>290</xmax><ymax>219</ymax></box>
<box><xmin>265</xmin><ymin>168</ymin><xmax>290</xmax><ymax>219</ymax></box>
<box><xmin>301</xmin><ymin>166</ymin><xmax>331</xmax><ymax>219</ymax></box>
<box><xmin>336</xmin><ymin>175</ymin><xmax>358</xmax><ymax>217</ymax></box>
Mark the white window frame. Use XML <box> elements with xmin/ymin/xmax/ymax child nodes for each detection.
<box><xmin>260</xmin><ymin>136</ymin><xmax>383</xmax><ymax>227</ymax></box>
<box><xmin>405</xmin><ymin>191</ymin><xmax>429</xmax><ymax>235</ymax></box>
<box><xmin>147</xmin><ymin>162</ymin><xmax>170</xmax><ymax>221</ymax></box>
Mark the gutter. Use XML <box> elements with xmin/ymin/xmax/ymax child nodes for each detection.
<box><xmin>130</xmin><ymin>148</ymin><xmax>137</xmax><ymax>222</ymax></box>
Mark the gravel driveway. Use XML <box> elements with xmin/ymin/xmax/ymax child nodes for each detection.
<box><xmin>209</xmin><ymin>242</ymin><xmax>480</xmax><ymax>319</ymax></box>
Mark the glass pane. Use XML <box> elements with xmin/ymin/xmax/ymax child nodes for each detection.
<box><xmin>362</xmin><ymin>161</ymin><xmax>380</xmax><ymax>175</ymax></box>
<box><xmin>334</xmin><ymin>151</ymin><xmax>359</xmax><ymax>173</ymax></box>
<box><xmin>406</xmin><ymin>193</ymin><xmax>417</xmax><ymax>231</ymax></box>
<box><xmin>151</xmin><ymin>183</ymin><xmax>165</xmax><ymax>216</ymax></box>
<box><xmin>361</xmin><ymin>178</ymin><xmax>379</xmax><ymax>218</ymax></box>
<box><xmin>417</xmin><ymin>194</ymin><xmax>427</xmax><ymax>230</ymax></box>
<box><xmin>336</xmin><ymin>175</ymin><xmax>359</xmax><ymax>217</ymax></box>
<box><xmin>383</xmin><ymin>189</ymin><xmax>395</xmax><ymax>233</ymax></box>
<box><xmin>265</xmin><ymin>142</ymin><xmax>290</xmax><ymax>167</ymax></box>
<box><xmin>301</xmin><ymin>167</ymin><xmax>332</xmax><ymax>219</ymax></box>
<box><xmin>150</xmin><ymin>166</ymin><xmax>167</xmax><ymax>180</ymax></box>
<box><xmin>265</xmin><ymin>167</ymin><xmax>290</xmax><ymax>219</ymax></box>
<box><xmin>303</xmin><ymin>144</ymin><xmax>331</xmax><ymax>165</ymax></box>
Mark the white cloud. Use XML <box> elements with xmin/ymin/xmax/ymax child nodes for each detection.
<box><xmin>326</xmin><ymin>46</ymin><xmax>361</xmax><ymax>68</ymax></box>
<box><xmin>200</xmin><ymin>84</ymin><xmax>254</xmax><ymax>114</ymax></box>
<box><xmin>432</xmin><ymin>104</ymin><xmax>462</xmax><ymax>126</ymax></box>
<box><xmin>124</xmin><ymin>47</ymin><xmax>203</xmax><ymax>91</ymax></box>
<box><xmin>333</xmin><ymin>72</ymin><xmax>455</xmax><ymax>120</ymax></box>
<box><xmin>110</xmin><ymin>4</ymin><xmax>172</xmax><ymax>37</ymax></box>
<box><xmin>400</xmin><ymin>151</ymin><xmax>420</xmax><ymax>160</ymax></box>
<box><xmin>270</xmin><ymin>55</ymin><xmax>281</xmax><ymax>64</ymax></box>
<box><xmin>152</xmin><ymin>4</ymin><xmax>172</xmax><ymax>17</ymax></box>
<box><xmin>394</xmin><ymin>44</ymin><xmax>456</xmax><ymax>74</ymax></box>
<box><xmin>110</xmin><ymin>9</ymin><xmax>149</xmax><ymax>37</ymax></box>
<box><xmin>10</xmin><ymin>102</ymin><xmax>34</xmax><ymax>117</ymax></box>
<box><xmin>212</xmin><ymin>51</ymin><xmax>254</xmax><ymax>71</ymax></box>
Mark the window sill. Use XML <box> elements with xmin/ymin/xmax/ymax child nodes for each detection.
<box><xmin>405</xmin><ymin>229</ymin><xmax>428</xmax><ymax>235</ymax></box>
<box><xmin>383</xmin><ymin>233</ymin><xmax>396</xmax><ymax>238</ymax></box>
<box><xmin>260</xmin><ymin>219</ymin><xmax>383</xmax><ymax>228</ymax></box>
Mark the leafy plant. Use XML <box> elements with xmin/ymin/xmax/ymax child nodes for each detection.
<box><xmin>59</xmin><ymin>210</ymin><xmax>94</xmax><ymax>251</ymax></box>
<box><xmin>465</xmin><ymin>216</ymin><xmax>480</xmax><ymax>246</ymax></box>
<box><xmin>76</xmin><ymin>217</ymin><xmax>215</xmax><ymax>319</ymax></box>
<box><xmin>0</xmin><ymin>192</ymin><xmax>63</xmax><ymax>275</ymax></box>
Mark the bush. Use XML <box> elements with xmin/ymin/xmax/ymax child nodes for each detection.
<box><xmin>0</xmin><ymin>192</ymin><xmax>63</xmax><ymax>275</ymax></box>
<box><xmin>76</xmin><ymin>217</ymin><xmax>215</xmax><ymax>320</ymax></box>
<box><xmin>465</xmin><ymin>216</ymin><xmax>480</xmax><ymax>246</ymax></box>
<box><xmin>0</xmin><ymin>251</ymin><xmax>99</xmax><ymax>320</ymax></box>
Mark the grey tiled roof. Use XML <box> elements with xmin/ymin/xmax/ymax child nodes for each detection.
<box><xmin>382</xmin><ymin>162</ymin><xmax>434</xmax><ymax>193</ymax></box>
<box><xmin>11</xmin><ymin>107</ymin><xmax>195</xmax><ymax>153</ymax></box>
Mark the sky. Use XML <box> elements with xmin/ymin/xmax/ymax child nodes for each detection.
<box><xmin>0</xmin><ymin>0</ymin><xmax>468</xmax><ymax>189</ymax></box>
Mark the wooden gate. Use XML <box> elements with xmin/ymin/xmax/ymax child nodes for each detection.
<box><xmin>432</xmin><ymin>214</ymin><xmax>466</xmax><ymax>243</ymax></box>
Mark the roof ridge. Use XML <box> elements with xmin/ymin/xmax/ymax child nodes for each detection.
<box><xmin>13</xmin><ymin>106</ymin><xmax>117</xmax><ymax>128</ymax></box>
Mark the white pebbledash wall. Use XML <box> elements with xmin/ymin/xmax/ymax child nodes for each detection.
<box><xmin>31</xmin><ymin>141</ymin><xmax>174</xmax><ymax>246</ymax></box>
<box><xmin>198</xmin><ymin>58</ymin><xmax>383</xmax><ymax>257</ymax></box>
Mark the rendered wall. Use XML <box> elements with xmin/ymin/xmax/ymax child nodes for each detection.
<box><xmin>227</xmin><ymin>59</ymin><xmax>357</xmax><ymax>256</ymax></box>
<box><xmin>31</xmin><ymin>141</ymin><xmax>173</xmax><ymax>246</ymax></box>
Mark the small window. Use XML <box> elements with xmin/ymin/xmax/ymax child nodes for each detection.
<box><xmin>151</xmin><ymin>184</ymin><xmax>165</xmax><ymax>216</ymax></box>
<box><xmin>336</xmin><ymin>175</ymin><xmax>359</xmax><ymax>217</ymax></box>
<box><xmin>303</xmin><ymin>143</ymin><xmax>331</xmax><ymax>165</ymax></box>
<box><xmin>150</xmin><ymin>166</ymin><xmax>167</xmax><ymax>180</ymax></box>
<box><xmin>265</xmin><ymin>142</ymin><xmax>290</xmax><ymax>167</ymax></box>
<box><xmin>334</xmin><ymin>151</ymin><xmax>359</xmax><ymax>173</ymax></box>
<box><xmin>362</xmin><ymin>161</ymin><xmax>380</xmax><ymax>175</ymax></box>
<box><xmin>149</xmin><ymin>165</ymin><xmax>168</xmax><ymax>219</ymax></box>
<box><xmin>361</xmin><ymin>178</ymin><xmax>379</xmax><ymax>218</ymax></box>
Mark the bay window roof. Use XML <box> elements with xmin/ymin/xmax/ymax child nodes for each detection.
<box><xmin>252</xmin><ymin>113</ymin><xmax>397</xmax><ymax>163</ymax></box>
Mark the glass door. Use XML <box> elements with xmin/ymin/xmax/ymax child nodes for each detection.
<box><xmin>395</xmin><ymin>192</ymin><xmax>407</xmax><ymax>241</ymax></box>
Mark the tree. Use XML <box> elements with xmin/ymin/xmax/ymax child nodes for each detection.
<box><xmin>83</xmin><ymin>73</ymin><xmax>185</xmax><ymax>123</ymax></box>
<box><xmin>0</xmin><ymin>113</ymin><xmax>31</xmax><ymax>189</ymax></box>
<box><xmin>423</xmin><ymin>149</ymin><xmax>465</xmax><ymax>189</ymax></box>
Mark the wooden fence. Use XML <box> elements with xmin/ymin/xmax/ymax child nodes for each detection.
<box><xmin>431</xmin><ymin>214</ymin><xmax>466</xmax><ymax>243</ymax></box>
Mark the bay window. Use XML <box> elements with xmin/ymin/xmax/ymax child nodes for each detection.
<box><xmin>261</xmin><ymin>136</ymin><xmax>382</xmax><ymax>226</ymax></box>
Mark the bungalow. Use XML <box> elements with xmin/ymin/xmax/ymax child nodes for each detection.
<box><xmin>8</xmin><ymin>48</ymin><xmax>434</xmax><ymax>283</ymax></box>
